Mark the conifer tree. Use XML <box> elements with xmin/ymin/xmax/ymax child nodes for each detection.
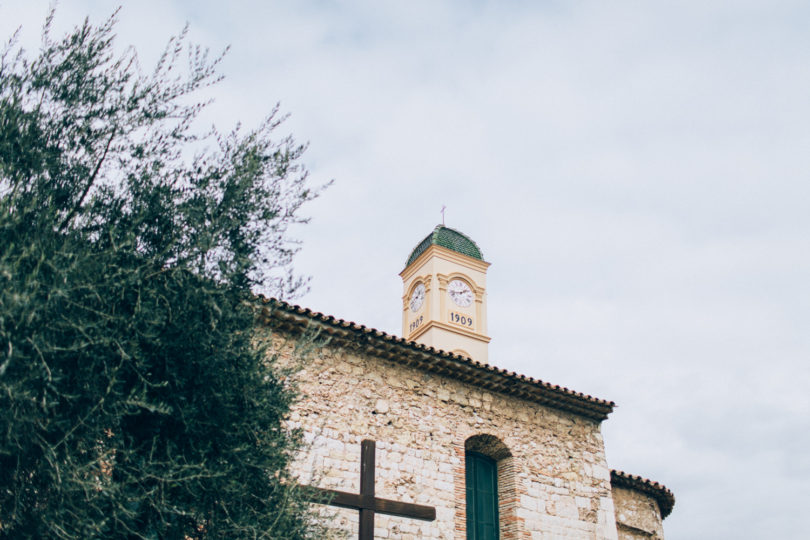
<box><xmin>0</xmin><ymin>10</ymin><xmax>326</xmax><ymax>539</ymax></box>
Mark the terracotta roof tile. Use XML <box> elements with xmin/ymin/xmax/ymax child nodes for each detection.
<box><xmin>611</xmin><ymin>469</ymin><xmax>675</xmax><ymax>519</ymax></box>
<box><xmin>257</xmin><ymin>297</ymin><xmax>615</xmax><ymax>422</ymax></box>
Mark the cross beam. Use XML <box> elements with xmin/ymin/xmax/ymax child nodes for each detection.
<box><xmin>304</xmin><ymin>440</ymin><xmax>436</xmax><ymax>539</ymax></box>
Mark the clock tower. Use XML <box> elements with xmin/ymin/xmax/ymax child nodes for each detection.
<box><xmin>401</xmin><ymin>225</ymin><xmax>491</xmax><ymax>362</ymax></box>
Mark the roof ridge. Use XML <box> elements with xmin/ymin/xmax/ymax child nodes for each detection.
<box><xmin>610</xmin><ymin>469</ymin><xmax>675</xmax><ymax>519</ymax></box>
<box><xmin>257</xmin><ymin>296</ymin><xmax>615</xmax><ymax>421</ymax></box>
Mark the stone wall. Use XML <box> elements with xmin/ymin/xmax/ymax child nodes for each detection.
<box><xmin>612</xmin><ymin>487</ymin><xmax>664</xmax><ymax>540</ymax></box>
<box><xmin>279</xmin><ymin>338</ymin><xmax>621</xmax><ymax>539</ymax></box>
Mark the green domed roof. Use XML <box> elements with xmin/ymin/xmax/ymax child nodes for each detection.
<box><xmin>405</xmin><ymin>225</ymin><xmax>484</xmax><ymax>267</ymax></box>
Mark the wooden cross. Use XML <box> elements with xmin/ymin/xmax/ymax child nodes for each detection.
<box><xmin>304</xmin><ymin>440</ymin><xmax>436</xmax><ymax>539</ymax></box>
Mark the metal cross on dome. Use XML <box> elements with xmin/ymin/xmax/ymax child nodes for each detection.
<box><xmin>304</xmin><ymin>440</ymin><xmax>436</xmax><ymax>540</ymax></box>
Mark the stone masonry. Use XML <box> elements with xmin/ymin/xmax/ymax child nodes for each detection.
<box><xmin>610</xmin><ymin>471</ymin><xmax>673</xmax><ymax>540</ymax></box>
<box><xmin>281</xmin><ymin>341</ymin><xmax>619</xmax><ymax>539</ymax></box>
<box><xmin>612</xmin><ymin>487</ymin><xmax>664</xmax><ymax>540</ymax></box>
<box><xmin>262</xmin><ymin>298</ymin><xmax>673</xmax><ymax>539</ymax></box>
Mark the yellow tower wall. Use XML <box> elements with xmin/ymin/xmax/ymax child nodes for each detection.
<box><xmin>401</xmin><ymin>245</ymin><xmax>491</xmax><ymax>362</ymax></box>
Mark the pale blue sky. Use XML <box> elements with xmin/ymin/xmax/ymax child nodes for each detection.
<box><xmin>3</xmin><ymin>2</ymin><xmax>809</xmax><ymax>538</ymax></box>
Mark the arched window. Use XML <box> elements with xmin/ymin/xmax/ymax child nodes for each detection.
<box><xmin>466</xmin><ymin>451</ymin><xmax>499</xmax><ymax>540</ymax></box>
<box><xmin>464</xmin><ymin>434</ymin><xmax>514</xmax><ymax>540</ymax></box>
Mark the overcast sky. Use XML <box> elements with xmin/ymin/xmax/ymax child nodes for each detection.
<box><xmin>4</xmin><ymin>2</ymin><xmax>809</xmax><ymax>538</ymax></box>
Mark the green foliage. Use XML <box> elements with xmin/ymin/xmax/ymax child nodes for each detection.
<box><xmin>0</xmin><ymin>10</ymin><xmax>326</xmax><ymax>539</ymax></box>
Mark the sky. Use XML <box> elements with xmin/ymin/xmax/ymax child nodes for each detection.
<box><xmin>3</xmin><ymin>2</ymin><xmax>809</xmax><ymax>538</ymax></box>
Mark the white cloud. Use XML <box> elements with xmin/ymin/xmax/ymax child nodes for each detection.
<box><xmin>4</xmin><ymin>1</ymin><xmax>810</xmax><ymax>537</ymax></box>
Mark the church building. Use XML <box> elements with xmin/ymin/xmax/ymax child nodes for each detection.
<box><xmin>261</xmin><ymin>225</ymin><xmax>674</xmax><ymax>539</ymax></box>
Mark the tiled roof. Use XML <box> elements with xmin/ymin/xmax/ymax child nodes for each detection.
<box><xmin>611</xmin><ymin>469</ymin><xmax>675</xmax><ymax>519</ymax></box>
<box><xmin>406</xmin><ymin>225</ymin><xmax>483</xmax><ymax>267</ymax></box>
<box><xmin>258</xmin><ymin>297</ymin><xmax>615</xmax><ymax>422</ymax></box>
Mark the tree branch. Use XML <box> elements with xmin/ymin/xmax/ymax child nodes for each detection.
<box><xmin>58</xmin><ymin>125</ymin><xmax>117</xmax><ymax>232</ymax></box>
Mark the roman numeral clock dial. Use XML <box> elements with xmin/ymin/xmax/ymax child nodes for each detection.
<box><xmin>409</xmin><ymin>283</ymin><xmax>425</xmax><ymax>312</ymax></box>
<box><xmin>448</xmin><ymin>279</ymin><xmax>473</xmax><ymax>307</ymax></box>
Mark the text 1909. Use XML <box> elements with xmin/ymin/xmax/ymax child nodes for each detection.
<box><xmin>409</xmin><ymin>315</ymin><xmax>424</xmax><ymax>333</ymax></box>
<box><xmin>449</xmin><ymin>311</ymin><xmax>473</xmax><ymax>327</ymax></box>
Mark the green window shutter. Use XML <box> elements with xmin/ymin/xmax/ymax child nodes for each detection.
<box><xmin>466</xmin><ymin>451</ymin><xmax>499</xmax><ymax>540</ymax></box>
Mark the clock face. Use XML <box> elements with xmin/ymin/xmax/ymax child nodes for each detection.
<box><xmin>448</xmin><ymin>279</ymin><xmax>473</xmax><ymax>307</ymax></box>
<box><xmin>409</xmin><ymin>283</ymin><xmax>426</xmax><ymax>312</ymax></box>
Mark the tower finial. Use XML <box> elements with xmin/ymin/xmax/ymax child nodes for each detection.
<box><xmin>441</xmin><ymin>205</ymin><xmax>446</xmax><ymax>226</ymax></box>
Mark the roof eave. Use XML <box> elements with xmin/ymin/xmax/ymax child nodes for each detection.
<box><xmin>610</xmin><ymin>469</ymin><xmax>675</xmax><ymax>519</ymax></box>
<box><xmin>258</xmin><ymin>297</ymin><xmax>615</xmax><ymax>422</ymax></box>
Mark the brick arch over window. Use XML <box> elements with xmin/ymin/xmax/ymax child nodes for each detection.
<box><xmin>465</xmin><ymin>434</ymin><xmax>512</xmax><ymax>461</ymax></box>
<box><xmin>455</xmin><ymin>434</ymin><xmax>520</xmax><ymax>540</ymax></box>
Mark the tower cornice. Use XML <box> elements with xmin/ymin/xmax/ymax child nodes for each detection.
<box><xmin>400</xmin><ymin>244</ymin><xmax>490</xmax><ymax>281</ymax></box>
<box><xmin>408</xmin><ymin>320</ymin><xmax>493</xmax><ymax>343</ymax></box>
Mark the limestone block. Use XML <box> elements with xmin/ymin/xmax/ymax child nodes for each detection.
<box><xmin>278</xmin><ymin>342</ymin><xmax>621</xmax><ymax>540</ymax></box>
